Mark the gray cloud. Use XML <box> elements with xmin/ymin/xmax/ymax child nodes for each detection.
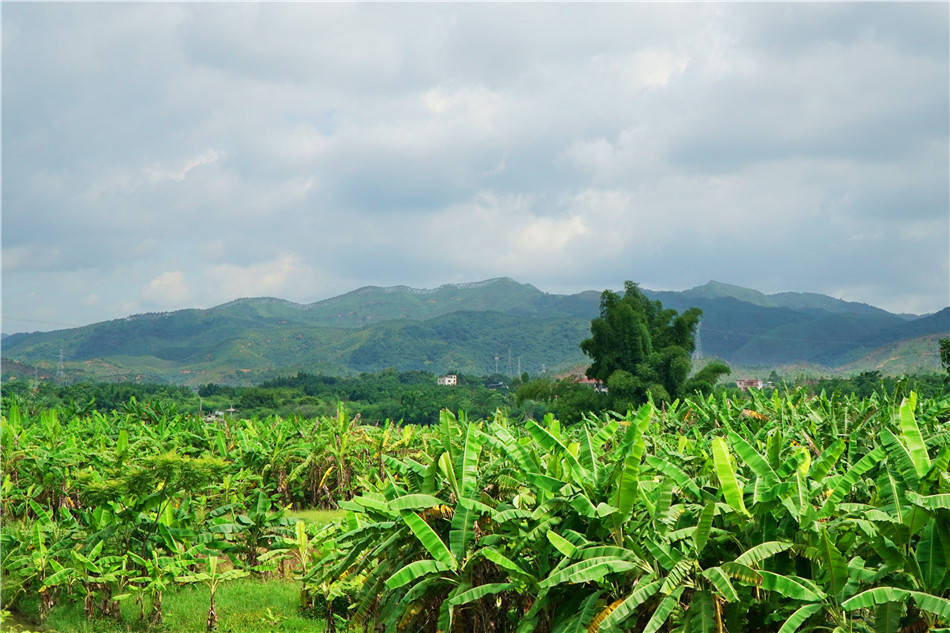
<box><xmin>2</xmin><ymin>3</ymin><xmax>947</xmax><ymax>333</ymax></box>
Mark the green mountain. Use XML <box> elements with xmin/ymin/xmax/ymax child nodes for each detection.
<box><xmin>2</xmin><ymin>279</ymin><xmax>947</xmax><ymax>385</ymax></box>
<box><xmin>681</xmin><ymin>280</ymin><xmax>897</xmax><ymax>317</ymax></box>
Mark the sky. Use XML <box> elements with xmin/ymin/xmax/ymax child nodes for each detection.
<box><xmin>3</xmin><ymin>3</ymin><xmax>948</xmax><ymax>334</ymax></box>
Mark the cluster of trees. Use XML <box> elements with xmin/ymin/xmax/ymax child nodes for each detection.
<box><xmin>0</xmin><ymin>380</ymin><xmax>195</xmax><ymax>417</ymax></box>
<box><xmin>798</xmin><ymin>370</ymin><xmax>947</xmax><ymax>400</ymax></box>
<box><xmin>580</xmin><ymin>282</ymin><xmax>732</xmax><ymax>408</ymax></box>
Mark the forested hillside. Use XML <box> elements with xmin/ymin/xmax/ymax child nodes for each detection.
<box><xmin>3</xmin><ymin>278</ymin><xmax>946</xmax><ymax>385</ymax></box>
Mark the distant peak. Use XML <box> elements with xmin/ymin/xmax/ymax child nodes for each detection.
<box><xmin>441</xmin><ymin>277</ymin><xmax>535</xmax><ymax>290</ymax></box>
<box><xmin>213</xmin><ymin>297</ymin><xmax>303</xmax><ymax>308</ymax></box>
<box><xmin>680</xmin><ymin>281</ymin><xmax>773</xmax><ymax>307</ymax></box>
<box><xmin>698</xmin><ymin>280</ymin><xmax>748</xmax><ymax>291</ymax></box>
<box><xmin>347</xmin><ymin>277</ymin><xmax>534</xmax><ymax>295</ymax></box>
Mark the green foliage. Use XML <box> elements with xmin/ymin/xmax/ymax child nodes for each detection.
<box><xmin>306</xmin><ymin>388</ymin><xmax>950</xmax><ymax>632</ymax></box>
<box><xmin>581</xmin><ymin>281</ymin><xmax>730</xmax><ymax>405</ymax></box>
<box><xmin>514</xmin><ymin>377</ymin><xmax>608</xmax><ymax>423</ymax></box>
<box><xmin>6</xmin><ymin>384</ymin><xmax>950</xmax><ymax>632</ymax></box>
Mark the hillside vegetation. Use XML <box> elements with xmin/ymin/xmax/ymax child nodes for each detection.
<box><xmin>3</xmin><ymin>278</ymin><xmax>947</xmax><ymax>385</ymax></box>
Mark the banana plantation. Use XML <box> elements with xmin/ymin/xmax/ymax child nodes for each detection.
<box><xmin>2</xmin><ymin>388</ymin><xmax>949</xmax><ymax>632</ymax></box>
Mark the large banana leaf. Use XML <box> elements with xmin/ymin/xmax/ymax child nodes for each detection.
<box><xmin>776</xmin><ymin>603</ymin><xmax>822</xmax><ymax>633</ymax></box>
<box><xmin>479</xmin><ymin>547</ymin><xmax>536</xmax><ymax>581</ymax></box>
<box><xmin>758</xmin><ymin>571</ymin><xmax>825</xmax><ymax>602</ymax></box>
<box><xmin>719</xmin><ymin>561</ymin><xmax>762</xmax><ymax>586</ymax></box>
<box><xmin>917</xmin><ymin>518</ymin><xmax>949</xmax><ymax>591</ymax></box>
<box><xmin>487</xmin><ymin>423</ymin><xmax>539</xmax><ymax>474</ymax></box>
<box><xmin>539</xmin><ymin>557</ymin><xmax>639</xmax><ymax>589</ymax></box>
<box><xmin>446</xmin><ymin>582</ymin><xmax>512</xmax><ymax>607</ymax></box>
<box><xmin>693</xmin><ymin>502</ymin><xmax>716</xmax><ymax>555</ymax></box>
<box><xmin>385</xmin><ymin>559</ymin><xmax>451</xmax><ymax>589</ymax></box>
<box><xmin>599</xmin><ymin>578</ymin><xmax>662</xmax><ymax>633</ymax></box>
<box><xmin>645</xmin><ymin>455</ymin><xmax>702</xmax><ymax>500</ymax></box>
<box><xmin>579</xmin><ymin>425</ymin><xmax>599</xmax><ymax>482</ymax></box>
<box><xmin>526</xmin><ymin>420</ymin><xmax>585</xmax><ymax>479</ymax></box>
<box><xmin>547</xmin><ymin>530</ymin><xmax>577</xmax><ymax>558</ymax></box>
<box><xmin>842</xmin><ymin>586</ymin><xmax>950</xmax><ymax>619</ymax></box>
<box><xmin>712</xmin><ymin>437</ymin><xmax>749</xmax><ymax>517</ymax></box>
<box><xmin>728</xmin><ymin>431</ymin><xmax>778</xmax><ymax>484</ymax></box>
<box><xmin>449</xmin><ymin>504</ymin><xmax>475</xmax><ymax>563</ymax></box>
<box><xmin>818</xmin><ymin>528</ymin><xmax>848</xmax><ymax>597</ymax></box>
<box><xmin>908</xmin><ymin>491</ymin><xmax>950</xmax><ymax>511</ymax></box>
<box><xmin>401</xmin><ymin>511</ymin><xmax>457</xmax><ymax>569</ymax></box>
<box><xmin>899</xmin><ymin>393</ymin><xmax>931</xmax><ymax>479</ymax></box>
<box><xmin>880</xmin><ymin>429</ymin><xmax>921</xmax><ymax>487</ymax></box>
<box><xmin>660</xmin><ymin>558</ymin><xmax>693</xmax><ymax>594</ymax></box>
<box><xmin>682</xmin><ymin>590</ymin><xmax>715</xmax><ymax>633</ymax></box>
<box><xmin>874</xmin><ymin>601</ymin><xmax>902</xmax><ymax>633</ymax></box>
<box><xmin>642</xmin><ymin>585</ymin><xmax>684</xmax><ymax>633</ymax></box>
<box><xmin>702</xmin><ymin>566</ymin><xmax>739</xmax><ymax>602</ymax></box>
<box><xmin>819</xmin><ymin>446</ymin><xmax>886</xmax><ymax>517</ymax></box>
<box><xmin>615</xmin><ymin>421</ymin><xmax>648</xmax><ymax>519</ymax></box>
<box><xmin>459</xmin><ymin>423</ymin><xmax>483</xmax><ymax>497</ymax></box>
<box><xmin>388</xmin><ymin>494</ymin><xmax>446</xmax><ymax>512</ymax></box>
<box><xmin>808</xmin><ymin>439</ymin><xmax>846</xmax><ymax>481</ymax></box>
<box><xmin>735</xmin><ymin>541</ymin><xmax>794</xmax><ymax>567</ymax></box>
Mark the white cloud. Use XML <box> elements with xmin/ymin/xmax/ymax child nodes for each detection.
<box><xmin>144</xmin><ymin>149</ymin><xmax>222</xmax><ymax>184</ymax></box>
<box><xmin>204</xmin><ymin>254</ymin><xmax>322</xmax><ymax>302</ymax></box>
<box><xmin>143</xmin><ymin>271</ymin><xmax>192</xmax><ymax>306</ymax></box>
<box><xmin>2</xmin><ymin>3</ymin><xmax>946</xmax><ymax>331</ymax></box>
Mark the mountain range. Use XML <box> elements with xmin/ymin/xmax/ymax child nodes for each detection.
<box><xmin>2</xmin><ymin>278</ymin><xmax>947</xmax><ymax>386</ymax></box>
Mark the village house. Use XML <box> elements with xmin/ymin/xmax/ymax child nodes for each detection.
<box><xmin>735</xmin><ymin>378</ymin><xmax>765</xmax><ymax>390</ymax></box>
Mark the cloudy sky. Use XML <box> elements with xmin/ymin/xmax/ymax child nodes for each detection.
<box><xmin>3</xmin><ymin>3</ymin><xmax>948</xmax><ymax>333</ymax></box>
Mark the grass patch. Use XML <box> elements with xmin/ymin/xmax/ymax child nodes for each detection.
<box><xmin>286</xmin><ymin>508</ymin><xmax>345</xmax><ymax>526</ymax></box>
<box><xmin>19</xmin><ymin>578</ymin><xmax>326</xmax><ymax>633</ymax></box>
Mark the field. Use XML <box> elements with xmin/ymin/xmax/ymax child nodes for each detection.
<box><xmin>2</xmin><ymin>387</ymin><xmax>949</xmax><ymax>632</ymax></box>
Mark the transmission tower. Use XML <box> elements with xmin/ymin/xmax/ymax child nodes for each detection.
<box><xmin>57</xmin><ymin>347</ymin><xmax>65</xmax><ymax>385</ymax></box>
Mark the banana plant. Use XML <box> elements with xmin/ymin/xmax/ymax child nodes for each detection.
<box><xmin>176</xmin><ymin>555</ymin><xmax>250</xmax><ymax>631</ymax></box>
<box><xmin>207</xmin><ymin>488</ymin><xmax>292</xmax><ymax>570</ymax></box>
<box><xmin>121</xmin><ymin>550</ymin><xmax>186</xmax><ymax>626</ymax></box>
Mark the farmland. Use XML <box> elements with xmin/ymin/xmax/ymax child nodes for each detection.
<box><xmin>2</xmin><ymin>387</ymin><xmax>949</xmax><ymax>632</ymax></box>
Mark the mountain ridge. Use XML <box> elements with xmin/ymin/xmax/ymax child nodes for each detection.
<box><xmin>2</xmin><ymin>278</ymin><xmax>946</xmax><ymax>385</ymax></box>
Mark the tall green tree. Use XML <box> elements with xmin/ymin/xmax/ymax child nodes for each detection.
<box><xmin>580</xmin><ymin>281</ymin><xmax>729</xmax><ymax>404</ymax></box>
